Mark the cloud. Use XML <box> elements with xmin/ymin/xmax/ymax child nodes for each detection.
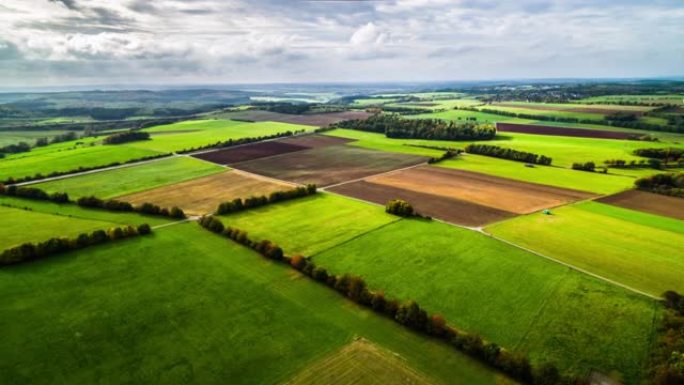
<box><xmin>0</xmin><ymin>0</ymin><xmax>681</xmax><ymax>87</ymax></box>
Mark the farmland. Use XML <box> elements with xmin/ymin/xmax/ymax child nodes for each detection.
<box><xmin>33</xmin><ymin>156</ymin><xmax>224</xmax><ymax>199</ymax></box>
<box><xmin>486</xmin><ymin>201</ymin><xmax>684</xmax><ymax>296</ymax></box>
<box><xmin>233</xmin><ymin>145</ymin><xmax>429</xmax><ymax>187</ymax></box>
<box><xmin>0</xmin><ymin>224</ymin><xmax>505</xmax><ymax>385</ymax></box>
<box><xmin>119</xmin><ymin>170</ymin><xmax>293</xmax><ymax>215</ymax></box>
<box><xmin>597</xmin><ymin>190</ymin><xmax>684</xmax><ymax>220</ymax></box>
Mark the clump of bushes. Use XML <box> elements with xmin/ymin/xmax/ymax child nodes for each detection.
<box><xmin>428</xmin><ymin>149</ymin><xmax>462</xmax><ymax>164</ymax></box>
<box><xmin>571</xmin><ymin>162</ymin><xmax>606</xmax><ymax>173</ymax></box>
<box><xmin>465</xmin><ymin>144</ymin><xmax>552</xmax><ymax>165</ymax></box>
<box><xmin>216</xmin><ymin>185</ymin><xmax>317</xmax><ymax>215</ymax></box>
<box><xmin>648</xmin><ymin>291</ymin><xmax>684</xmax><ymax>385</ymax></box>
<box><xmin>1</xmin><ymin>185</ymin><xmax>70</xmax><ymax>203</ymax></box>
<box><xmin>0</xmin><ymin>224</ymin><xmax>152</xmax><ymax>266</ymax></box>
<box><xmin>635</xmin><ymin>172</ymin><xmax>683</xmax><ymax>197</ymax></box>
<box><xmin>386</xmin><ymin>199</ymin><xmax>415</xmax><ymax>217</ymax></box>
<box><xmin>102</xmin><ymin>130</ymin><xmax>150</xmax><ymax>145</ymax></box>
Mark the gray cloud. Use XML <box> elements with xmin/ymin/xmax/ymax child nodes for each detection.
<box><xmin>0</xmin><ymin>0</ymin><xmax>682</xmax><ymax>87</ymax></box>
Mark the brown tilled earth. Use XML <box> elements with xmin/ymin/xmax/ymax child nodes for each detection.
<box><xmin>278</xmin><ymin>134</ymin><xmax>356</xmax><ymax>148</ymax></box>
<box><xmin>233</xmin><ymin>145</ymin><xmax>429</xmax><ymax>187</ymax></box>
<box><xmin>597</xmin><ymin>190</ymin><xmax>684</xmax><ymax>220</ymax></box>
<box><xmin>495</xmin><ymin>122</ymin><xmax>632</xmax><ymax>140</ymax></box>
<box><xmin>328</xmin><ymin>180</ymin><xmax>515</xmax><ymax>227</ymax></box>
<box><xmin>117</xmin><ymin>170</ymin><xmax>294</xmax><ymax>215</ymax></box>
<box><xmin>226</xmin><ymin>110</ymin><xmax>372</xmax><ymax>127</ymax></box>
<box><xmin>367</xmin><ymin>166</ymin><xmax>595</xmax><ymax>214</ymax></box>
<box><xmin>192</xmin><ymin>141</ymin><xmax>308</xmax><ymax>165</ymax></box>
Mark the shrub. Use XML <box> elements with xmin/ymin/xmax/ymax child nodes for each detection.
<box><xmin>386</xmin><ymin>199</ymin><xmax>415</xmax><ymax>217</ymax></box>
<box><xmin>465</xmin><ymin>144</ymin><xmax>552</xmax><ymax>165</ymax></box>
<box><xmin>572</xmin><ymin>162</ymin><xmax>595</xmax><ymax>172</ymax></box>
<box><xmin>102</xmin><ymin>130</ymin><xmax>150</xmax><ymax>145</ymax></box>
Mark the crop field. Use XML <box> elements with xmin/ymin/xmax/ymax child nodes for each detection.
<box><xmin>0</xmin><ymin>205</ymin><xmax>119</xmax><ymax>249</ymax></box>
<box><xmin>218</xmin><ymin>110</ymin><xmax>372</xmax><ymax>127</ymax></box>
<box><xmin>489</xmin><ymin>101</ymin><xmax>653</xmax><ymax>115</ymax></box>
<box><xmin>597</xmin><ymin>190</ymin><xmax>684</xmax><ymax>220</ymax></box>
<box><xmin>233</xmin><ymin>145</ymin><xmax>429</xmax><ymax>187</ymax></box>
<box><xmin>0</xmin><ymin>129</ymin><xmax>72</xmax><ymax>147</ymax></box>
<box><xmin>33</xmin><ymin>156</ymin><xmax>224</xmax><ymax>199</ymax></box>
<box><xmin>0</xmin><ymin>224</ymin><xmax>507</xmax><ymax>385</ymax></box>
<box><xmin>495</xmin><ymin>122</ymin><xmax>634</xmax><ymax>139</ymax></box>
<box><xmin>310</xmin><ymin>219</ymin><xmax>658</xmax><ymax>383</ymax></box>
<box><xmin>192</xmin><ymin>135</ymin><xmax>353</xmax><ymax>165</ymax></box>
<box><xmin>219</xmin><ymin>194</ymin><xmax>399</xmax><ymax>256</ymax></box>
<box><xmin>365</xmin><ymin>166</ymin><xmax>593</xmax><ymax>214</ymax></box>
<box><xmin>130</xmin><ymin>119</ymin><xmax>315</xmax><ymax>153</ymax></box>
<box><xmin>119</xmin><ymin>170</ymin><xmax>294</xmax><ymax>215</ymax></box>
<box><xmin>328</xmin><ymin>180</ymin><xmax>515</xmax><ymax>227</ymax></box>
<box><xmin>0</xmin><ymin>195</ymin><xmax>172</xmax><ymax>227</ymax></box>
<box><xmin>486</xmin><ymin>201</ymin><xmax>684</xmax><ymax>296</ymax></box>
<box><xmin>578</xmin><ymin>94</ymin><xmax>684</xmax><ymax>105</ymax></box>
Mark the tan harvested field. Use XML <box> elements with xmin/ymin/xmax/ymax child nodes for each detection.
<box><xmin>283</xmin><ymin>339</ymin><xmax>437</xmax><ymax>385</ymax></box>
<box><xmin>117</xmin><ymin>170</ymin><xmax>293</xmax><ymax>215</ymax></box>
<box><xmin>328</xmin><ymin>180</ymin><xmax>515</xmax><ymax>227</ymax></box>
<box><xmin>596</xmin><ymin>190</ymin><xmax>684</xmax><ymax>220</ymax></box>
<box><xmin>368</xmin><ymin>166</ymin><xmax>595</xmax><ymax>214</ymax></box>
<box><xmin>234</xmin><ymin>145</ymin><xmax>429</xmax><ymax>187</ymax></box>
<box><xmin>492</xmin><ymin>102</ymin><xmax>652</xmax><ymax>115</ymax></box>
<box><xmin>226</xmin><ymin>110</ymin><xmax>372</xmax><ymax>127</ymax></box>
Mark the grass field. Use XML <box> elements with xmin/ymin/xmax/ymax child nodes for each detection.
<box><xmin>486</xmin><ymin>201</ymin><xmax>684</xmax><ymax>296</ymax></box>
<box><xmin>410</xmin><ymin>108</ymin><xmax>537</xmax><ymax>124</ymax></box>
<box><xmin>0</xmin><ymin>130</ymin><xmax>72</xmax><ymax>147</ymax></box>
<box><xmin>219</xmin><ymin>194</ymin><xmax>399</xmax><ymax>256</ymax></box>
<box><xmin>311</xmin><ymin>219</ymin><xmax>658</xmax><ymax>383</ymax></box>
<box><xmin>33</xmin><ymin>156</ymin><xmax>224</xmax><ymax>199</ymax></box>
<box><xmin>131</xmin><ymin>119</ymin><xmax>315</xmax><ymax>152</ymax></box>
<box><xmin>577</xmin><ymin>95</ymin><xmax>684</xmax><ymax>105</ymax></box>
<box><xmin>0</xmin><ymin>205</ymin><xmax>118</xmax><ymax>249</ymax></box>
<box><xmin>0</xmin><ymin>223</ymin><xmax>508</xmax><ymax>385</ymax></box>
<box><xmin>0</xmin><ymin>195</ymin><xmax>172</xmax><ymax>227</ymax></box>
<box><xmin>0</xmin><ymin>144</ymin><xmax>161</xmax><ymax>181</ymax></box>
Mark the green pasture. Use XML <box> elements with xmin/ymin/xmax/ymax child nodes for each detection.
<box><xmin>311</xmin><ymin>218</ymin><xmax>657</xmax><ymax>383</ymax></box>
<box><xmin>33</xmin><ymin>156</ymin><xmax>224</xmax><ymax>199</ymax></box>
<box><xmin>0</xmin><ymin>223</ymin><xmax>507</xmax><ymax>385</ymax></box>
<box><xmin>577</xmin><ymin>95</ymin><xmax>684</xmax><ymax>105</ymax></box>
<box><xmin>0</xmin><ymin>130</ymin><xmax>73</xmax><ymax>147</ymax></box>
<box><xmin>130</xmin><ymin>119</ymin><xmax>315</xmax><ymax>152</ymax></box>
<box><xmin>410</xmin><ymin>108</ymin><xmax>535</xmax><ymax>123</ymax></box>
<box><xmin>350</xmin><ymin>98</ymin><xmax>399</xmax><ymax>107</ymax></box>
<box><xmin>0</xmin><ymin>195</ymin><xmax>172</xmax><ymax>227</ymax></box>
<box><xmin>0</xmin><ymin>205</ymin><xmax>117</xmax><ymax>250</ymax></box>
<box><xmin>219</xmin><ymin>194</ymin><xmax>398</xmax><ymax>256</ymax></box>
<box><xmin>477</xmin><ymin>105</ymin><xmax>605</xmax><ymax>121</ymax></box>
<box><xmin>486</xmin><ymin>201</ymin><xmax>684</xmax><ymax>296</ymax></box>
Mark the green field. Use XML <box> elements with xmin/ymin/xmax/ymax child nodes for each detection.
<box><xmin>219</xmin><ymin>194</ymin><xmax>399</xmax><ymax>256</ymax></box>
<box><xmin>0</xmin><ymin>195</ymin><xmax>172</xmax><ymax>227</ymax></box>
<box><xmin>486</xmin><ymin>201</ymin><xmax>684</xmax><ymax>297</ymax></box>
<box><xmin>0</xmin><ymin>205</ymin><xmax>119</xmax><ymax>249</ymax></box>
<box><xmin>33</xmin><ymin>156</ymin><xmax>224</xmax><ymax>199</ymax></box>
<box><xmin>411</xmin><ymin>108</ymin><xmax>536</xmax><ymax>124</ymax></box>
<box><xmin>130</xmin><ymin>119</ymin><xmax>315</xmax><ymax>153</ymax></box>
<box><xmin>311</xmin><ymin>219</ymin><xmax>657</xmax><ymax>383</ymax></box>
<box><xmin>0</xmin><ymin>223</ymin><xmax>507</xmax><ymax>385</ymax></box>
<box><xmin>0</xmin><ymin>130</ymin><xmax>73</xmax><ymax>147</ymax></box>
<box><xmin>578</xmin><ymin>95</ymin><xmax>684</xmax><ymax>105</ymax></box>
<box><xmin>351</xmin><ymin>98</ymin><xmax>399</xmax><ymax>107</ymax></box>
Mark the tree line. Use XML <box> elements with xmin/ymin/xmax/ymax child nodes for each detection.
<box><xmin>333</xmin><ymin>114</ymin><xmax>496</xmax><ymax>141</ymax></box>
<box><xmin>427</xmin><ymin>148</ymin><xmax>462</xmax><ymax>164</ymax></box>
<box><xmin>603</xmin><ymin>159</ymin><xmax>664</xmax><ymax>170</ymax></box>
<box><xmin>464</xmin><ymin>144</ymin><xmax>553</xmax><ymax>165</ymax></box>
<box><xmin>0</xmin><ymin>153</ymin><xmax>172</xmax><ymax>185</ymax></box>
<box><xmin>635</xmin><ymin>172</ymin><xmax>684</xmax><ymax>197</ymax></box>
<box><xmin>648</xmin><ymin>291</ymin><xmax>684</xmax><ymax>385</ymax></box>
<box><xmin>102</xmin><ymin>130</ymin><xmax>150</xmax><ymax>145</ymax></box>
<box><xmin>0</xmin><ymin>184</ymin><xmax>186</xmax><ymax>219</ymax></box>
<box><xmin>0</xmin><ymin>132</ymin><xmax>81</xmax><ymax>159</ymax></box>
<box><xmin>197</xmin><ymin>215</ymin><xmax>587</xmax><ymax>385</ymax></box>
<box><xmin>216</xmin><ymin>185</ymin><xmax>317</xmax><ymax>215</ymax></box>
<box><xmin>1</xmin><ymin>223</ymin><xmax>151</xmax><ymax>266</ymax></box>
<box><xmin>633</xmin><ymin>148</ymin><xmax>683</xmax><ymax>165</ymax></box>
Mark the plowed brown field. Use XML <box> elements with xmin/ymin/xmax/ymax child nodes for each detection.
<box><xmin>597</xmin><ymin>190</ymin><xmax>684</xmax><ymax>220</ymax></box>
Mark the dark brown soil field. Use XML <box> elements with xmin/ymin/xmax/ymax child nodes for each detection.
<box><xmin>225</xmin><ymin>110</ymin><xmax>372</xmax><ymax>127</ymax></box>
<box><xmin>192</xmin><ymin>141</ymin><xmax>308</xmax><ymax>165</ymax></box>
<box><xmin>492</xmin><ymin>102</ymin><xmax>650</xmax><ymax>116</ymax></box>
<box><xmin>496</xmin><ymin>122</ymin><xmax>633</xmax><ymax>139</ymax></box>
<box><xmin>278</xmin><ymin>134</ymin><xmax>356</xmax><ymax>148</ymax></box>
<box><xmin>368</xmin><ymin>166</ymin><xmax>594</xmax><ymax>214</ymax></box>
<box><xmin>597</xmin><ymin>190</ymin><xmax>684</xmax><ymax>220</ymax></box>
<box><xmin>328</xmin><ymin>180</ymin><xmax>515</xmax><ymax>227</ymax></box>
<box><xmin>233</xmin><ymin>145</ymin><xmax>429</xmax><ymax>187</ymax></box>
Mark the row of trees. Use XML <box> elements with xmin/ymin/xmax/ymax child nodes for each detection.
<box><xmin>175</xmin><ymin>129</ymin><xmax>305</xmax><ymax>154</ymax></box>
<box><xmin>465</xmin><ymin>144</ymin><xmax>553</xmax><ymax>165</ymax></box>
<box><xmin>428</xmin><ymin>149</ymin><xmax>462</xmax><ymax>164</ymax></box>
<box><xmin>649</xmin><ymin>291</ymin><xmax>684</xmax><ymax>385</ymax></box>
<box><xmin>197</xmin><ymin>216</ymin><xmax>584</xmax><ymax>385</ymax></box>
<box><xmin>333</xmin><ymin>114</ymin><xmax>497</xmax><ymax>141</ymax></box>
<box><xmin>635</xmin><ymin>172</ymin><xmax>684</xmax><ymax>197</ymax></box>
<box><xmin>102</xmin><ymin>130</ymin><xmax>150</xmax><ymax>145</ymax></box>
<box><xmin>35</xmin><ymin>132</ymin><xmax>79</xmax><ymax>147</ymax></box>
<box><xmin>572</xmin><ymin>162</ymin><xmax>597</xmax><ymax>172</ymax></box>
<box><xmin>215</xmin><ymin>185</ymin><xmax>317</xmax><ymax>215</ymax></box>
<box><xmin>633</xmin><ymin>148</ymin><xmax>683</xmax><ymax>163</ymax></box>
<box><xmin>77</xmin><ymin>196</ymin><xmax>185</xmax><ymax>219</ymax></box>
<box><xmin>604</xmin><ymin>158</ymin><xmax>665</xmax><ymax>169</ymax></box>
<box><xmin>0</xmin><ymin>224</ymin><xmax>151</xmax><ymax>266</ymax></box>
<box><xmin>0</xmin><ymin>132</ymin><xmax>81</xmax><ymax>159</ymax></box>
<box><xmin>0</xmin><ymin>153</ymin><xmax>172</xmax><ymax>185</ymax></box>
<box><xmin>0</xmin><ymin>184</ymin><xmax>185</xmax><ymax>219</ymax></box>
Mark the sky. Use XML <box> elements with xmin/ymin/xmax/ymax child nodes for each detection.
<box><xmin>0</xmin><ymin>0</ymin><xmax>682</xmax><ymax>88</ymax></box>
